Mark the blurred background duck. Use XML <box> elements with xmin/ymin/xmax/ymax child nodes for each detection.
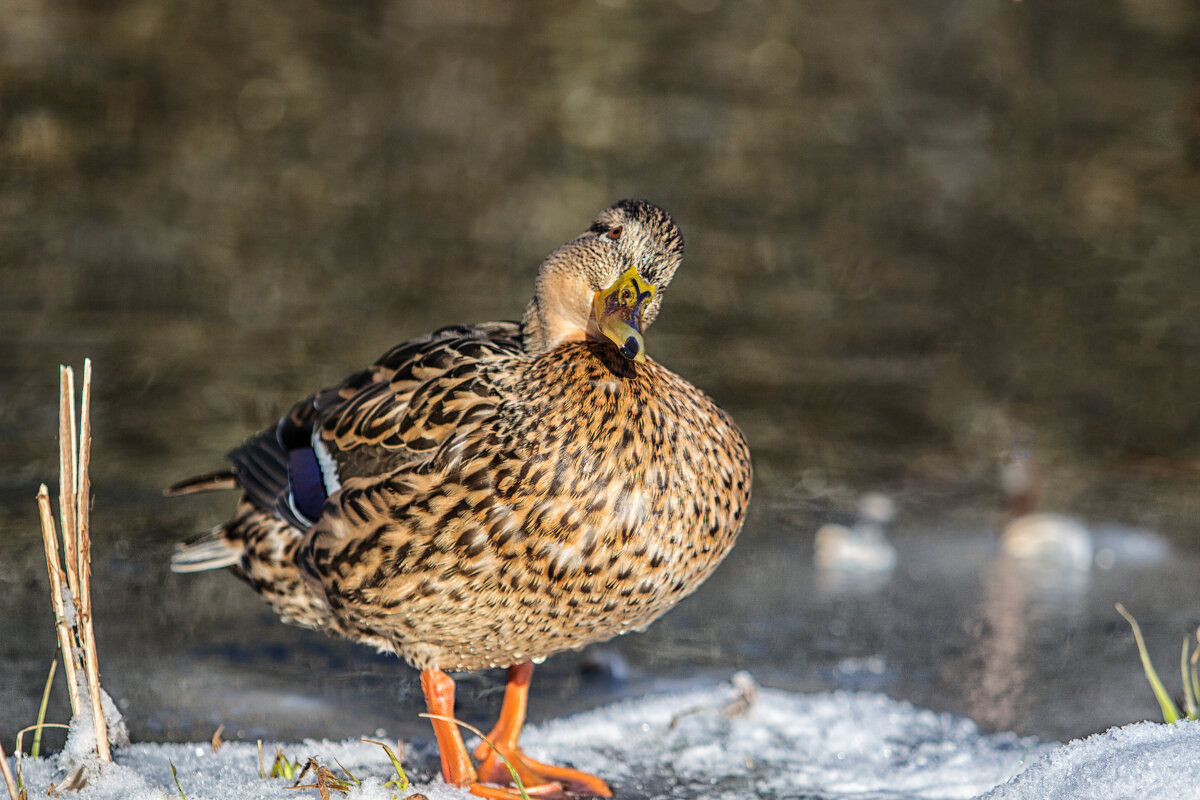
<box><xmin>998</xmin><ymin>446</ymin><xmax>1093</xmax><ymax>573</ymax></box>
<box><xmin>813</xmin><ymin>491</ymin><xmax>898</xmax><ymax>580</ymax></box>
<box><xmin>168</xmin><ymin>199</ymin><xmax>752</xmax><ymax>799</ymax></box>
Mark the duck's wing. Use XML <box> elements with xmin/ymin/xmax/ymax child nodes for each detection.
<box><xmin>221</xmin><ymin>321</ymin><xmax>524</xmax><ymax>530</ymax></box>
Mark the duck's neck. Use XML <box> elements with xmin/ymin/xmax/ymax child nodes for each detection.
<box><xmin>521</xmin><ymin>264</ymin><xmax>598</xmax><ymax>357</ymax></box>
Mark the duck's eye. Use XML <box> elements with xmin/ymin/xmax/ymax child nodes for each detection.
<box><xmin>606</xmin><ymin>226</ymin><xmax>623</xmax><ymax>240</ymax></box>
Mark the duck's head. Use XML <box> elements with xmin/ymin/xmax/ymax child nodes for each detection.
<box><xmin>522</xmin><ymin>199</ymin><xmax>684</xmax><ymax>363</ymax></box>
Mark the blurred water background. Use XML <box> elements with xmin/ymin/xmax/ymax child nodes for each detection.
<box><xmin>2</xmin><ymin>0</ymin><xmax>1199</xmax><ymax>754</ymax></box>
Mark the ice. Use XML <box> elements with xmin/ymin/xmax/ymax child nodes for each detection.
<box><xmin>9</xmin><ymin>677</ymin><xmax>1198</xmax><ymax>800</ymax></box>
<box><xmin>1090</xmin><ymin>523</ymin><xmax>1170</xmax><ymax>569</ymax></box>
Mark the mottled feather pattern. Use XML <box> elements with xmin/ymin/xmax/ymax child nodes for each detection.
<box><xmin>308</xmin><ymin>324</ymin><xmax>522</xmax><ymax>477</ymax></box>
<box><xmin>293</xmin><ymin>340</ymin><xmax>750</xmax><ymax>670</ymax></box>
<box><xmin>172</xmin><ymin>200</ymin><xmax>752</xmax><ymax>678</ymax></box>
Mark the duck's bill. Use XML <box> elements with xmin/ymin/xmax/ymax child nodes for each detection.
<box><xmin>592</xmin><ymin>265</ymin><xmax>657</xmax><ymax>363</ymax></box>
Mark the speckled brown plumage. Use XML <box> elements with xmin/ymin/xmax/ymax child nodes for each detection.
<box><xmin>170</xmin><ymin>199</ymin><xmax>751</xmax><ymax>797</ymax></box>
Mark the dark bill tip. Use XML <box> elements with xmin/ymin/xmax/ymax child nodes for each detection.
<box><xmin>621</xmin><ymin>336</ymin><xmax>641</xmax><ymax>361</ymax></box>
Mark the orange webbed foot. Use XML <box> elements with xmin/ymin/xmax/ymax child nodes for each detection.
<box><xmin>472</xmin><ymin>662</ymin><xmax>611</xmax><ymax>797</ymax></box>
<box><xmin>473</xmin><ymin>746</ymin><xmax>611</xmax><ymax>797</ymax></box>
<box><xmin>423</xmin><ymin>663</ymin><xmax>611</xmax><ymax>799</ymax></box>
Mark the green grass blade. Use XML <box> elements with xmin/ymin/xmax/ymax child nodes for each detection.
<box><xmin>361</xmin><ymin>739</ymin><xmax>408</xmax><ymax>791</ymax></box>
<box><xmin>1191</xmin><ymin>629</ymin><xmax>1200</xmax><ymax>721</ymax></box>
<box><xmin>333</xmin><ymin>759</ymin><xmax>361</xmax><ymax>786</ymax></box>
<box><xmin>269</xmin><ymin>750</ymin><xmax>298</xmax><ymax>780</ymax></box>
<box><xmin>169</xmin><ymin>760</ymin><xmax>188</xmax><ymax>800</ymax></box>
<box><xmin>32</xmin><ymin>659</ymin><xmax>57</xmax><ymax>758</ymax></box>
<box><xmin>1181</xmin><ymin>638</ymin><xmax>1196</xmax><ymax>719</ymax></box>
<box><xmin>1116</xmin><ymin>603</ymin><xmax>1181</xmax><ymax>723</ymax></box>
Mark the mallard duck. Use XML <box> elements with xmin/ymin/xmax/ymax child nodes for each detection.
<box><xmin>168</xmin><ymin>199</ymin><xmax>752</xmax><ymax>799</ymax></box>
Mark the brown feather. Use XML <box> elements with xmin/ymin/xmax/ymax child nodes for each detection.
<box><xmin>164</xmin><ymin>470</ymin><xmax>237</xmax><ymax>496</ymax></box>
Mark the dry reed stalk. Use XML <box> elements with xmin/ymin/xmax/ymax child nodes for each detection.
<box><xmin>39</xmin><ymin>360</ymin><xmax>112</xmax><ymax>762</ymax></box>
<box><xmin>37</xmin><ymin>485</ymin><xmax>81</xmax><ymax>718</ymax></box>
<box><xmin>0</xmin><ymin>739</ymin><xmax>18</xmax><ymax>800</ymax></box>
<box><xmin>58</xmin><ymin>366</ymin><xmax>79</xmax><ymax>602</ymax></box>
<box><xmin>72</xmin><ymin>361</ymin><xmax>109</xmax><ymax>761</ymax></box>
<box><xmin>76</xmin><ymin>360</ymin><xmax>92</xmax><ymax>581</ymax></box>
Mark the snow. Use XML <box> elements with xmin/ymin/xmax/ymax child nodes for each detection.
<box><xmin>978</xmin><ymin>720</ymin><xmax>1200</xmax><ymax>800</ymax></box>
<box><xmin>9</xmin><ymin>675</ymin><xmax>1198</xmax><ymax>800</ymax></box>
<box><xmin>62</xmin><ymin>684</ymin><xmax>130</xmax><ymax>765</ymax></box>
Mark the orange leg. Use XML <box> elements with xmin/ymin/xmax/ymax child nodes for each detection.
<box><xmin>420</xmin><ymin>668</ymin><xmax>477</xmax><ymax>787</ymax></box>
<box><xmin>472</xmin><ymin>662</ymin><xmax>612</xmax><ymax>798</ymax></box>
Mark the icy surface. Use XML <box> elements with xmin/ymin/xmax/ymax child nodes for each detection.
<box><xmin>9</xmin><ymin>678</ymin><xmax>1197</xmax><ymax>800</ymax></box>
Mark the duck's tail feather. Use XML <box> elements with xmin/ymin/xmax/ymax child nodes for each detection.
<box><xmin>170</xmin><ymin>526</ymin><xmax>242</xmax><ymax>573</ymax></box>
<box><xmin>228</xmin><ymin>429</ymin><xmax>291</xmax><ymax>513</ymax></box>
<box><xmin>164</xmin><ymin>470</ymin><xmax>238</xmax><ymax>496</ymax></box>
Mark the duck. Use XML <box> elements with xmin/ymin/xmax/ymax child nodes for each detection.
<box><xmin>813</xmin><ymin>492</ymin><xmax>897</xmax><ymax>577</ymax></box>
<box><xmin>998</xmin><ymin>447</ymin><xmax>1093</xmax><ymax>573</ymax></box>
<box><xmin>168</xmin><ymin>199</ymin><xmax>752</xmax><ymax>799</ymax></box>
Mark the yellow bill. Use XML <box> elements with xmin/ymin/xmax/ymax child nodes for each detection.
<box><xmin>592</xmin><ymin>265</ymin><xmax>657</xmax><ymax>363</ymax></box>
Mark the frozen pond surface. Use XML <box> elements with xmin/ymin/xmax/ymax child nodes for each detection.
<box><xmin>13</xmin><ymin>678</ymin><xmax>1200</xmax><ymax>800</ymax></box>
<box><xmin>5</xmin><ymin>488</ymin><xmax>1198</xmax><ymax>753</ymax></box>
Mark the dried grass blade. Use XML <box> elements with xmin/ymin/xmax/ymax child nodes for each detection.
<box><xmin>0</xmin><ymin>739</ymin><xmax>18</xmax><ymax>800</ymax></box>
<box><xmin>418</xmin><ymin>713</ymin><xmax>531</xmax><ymax>800</ymax></box>
<box><xmin>15</xmin><ymin>724</ymin><xmax>70</xmax><ymax>758</ymax></box>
